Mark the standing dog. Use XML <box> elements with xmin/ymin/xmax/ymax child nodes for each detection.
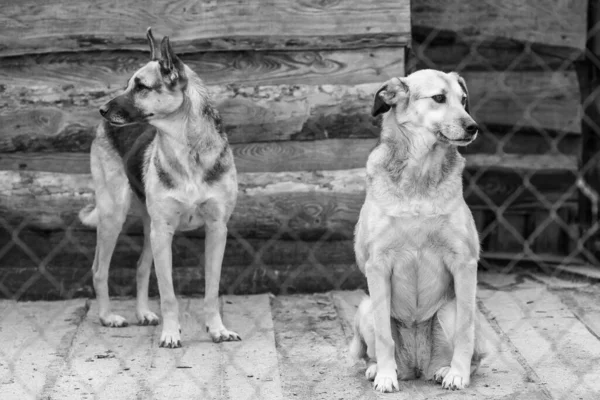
<box><xmin>79</xmin><ymin>28</ymin><xmax>241</xmax><ymax>347</ymax></box>
<box><xmin>350</xmin><ymin>70</ymin><xmax>485</xmax><ymax>391</ymax></box>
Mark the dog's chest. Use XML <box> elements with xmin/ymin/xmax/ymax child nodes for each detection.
<box><xmin>372</xmin><ymin>215</ymin><xmax>453</xmax><ymax>322</ymax></box>
<box><xmin>169</xmin><ymin>179</ymin><xmax>217</xmax><ymax>231</ymax></box>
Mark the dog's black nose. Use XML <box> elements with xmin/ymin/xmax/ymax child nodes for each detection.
<box><xmin>465</xmin><ymin>124</ymin><xmax>479</xmax><ymax>136</ymax></box>
<box><xmin>99</xmin><ymin>104</ymin><xmax>109</xmax><ymax>117</ymax></box>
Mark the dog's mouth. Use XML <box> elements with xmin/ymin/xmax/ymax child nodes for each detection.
<box><xmin>104</xmin><ymin>113</ymin><xmax>154</xmax><ymax>126</ymax></box>
<box><xmin>437</xmin><ymin>131</ymin><xmax>476</xmax><ymax>146</ymax></box>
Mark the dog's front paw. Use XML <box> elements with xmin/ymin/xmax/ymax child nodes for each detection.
<box><xmin>373</xmin><ymin>368</ymin><xmax>399</xmax><ymax>393</ymax></box>
<box><xmin>137</xmin><ymin>309</ymin><xmax>160</xmax><ymax>326</ymax></box>
<box><xmin>441</xmin><ymin>367</ymin><xmax>469</xmax><ymax>390</ymax></box>
<box><xmin>100</xmin><ymin>314</ymin><xmax>128</xmax><ymax>327</ymax></box>
<box><xmin>365</xmin><ymin>363</ymin><xmax>377</xmax><ymax>381</ymax></box>
<box><xmin>207</xmin><ymin>326</ymin><xmax>241</xmax><ymax>343</ymax></box>
<box><xmin>433</xmin><ymin>366</ymin><xmax>451</xmax><ymax>383</ymax></box>
<box><xmin>159</xmin><ymin>328</ymin><xmax>182</xmax><ymax>348</ymax></box>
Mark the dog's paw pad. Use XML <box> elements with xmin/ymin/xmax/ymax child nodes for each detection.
<box><xmin>373</xmin><ymin>370</ymin><xmax>399</xmax><ymax>393</ymax></box>
<box><xmin>365</xmin><ymin>364</ymin><xmax>377</xmax><ymax>381</ymax></box>
<box><xmin>137</xmin><ymin>310</ymin><xmax>160</xmax><ymax>326</ymax></box>
<box><xmin>100</xmin><ymin>314</ymin><xmax>128</xmax><ymax>328</ymax></box>
<box><xmin>159</xmin><ymin>330</ymin><xmax>182</xmax><ymax>349</ymax></box>
<box><xmin>209</xmin><ymin>327</ymin><xmax>242</xmax><ymax>343</ymax></box>
<box><xmin>433</xmin><ymin>366</ymin><xmax>451</xmax><ymax>383</ymax></box>
<box><xmin>441</xmin><ymin>368</ymin><xmax>469</xmax><ymax>390</ymax></box>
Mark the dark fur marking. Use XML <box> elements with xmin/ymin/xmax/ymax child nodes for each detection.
<box><xmin>203</xmin><ymin>103</ymin><xmax>225</xmax><ymax>137</ymax></box>
<box><xmin>204</xmin><ymin>144</ymin><xmax>231</xmax><ymax>184</ymax></box>
<box><xmin>456</xmin><ymin>78</ymin><xmax>470</xmax><ymax>114</ymax></box>
<box><xmin>154</xmin><ymin>156</ymin><xmax>175</xmax><ymax>189</ymax></box>
<box><xmin>104</xmin><ymin>120</ymin><xmax>157</xmax><ymax>201</ymax></box>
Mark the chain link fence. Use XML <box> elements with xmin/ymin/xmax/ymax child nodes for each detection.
<box><xmin>1</xmin><ymin>1</ymin><xmax>600</xmax><ymax>399</ymax></box>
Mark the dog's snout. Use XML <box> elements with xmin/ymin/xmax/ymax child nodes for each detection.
<box><xmin>99</xmin><ymin>104</ymin><xmax>109</xmax><ymax>117</ymax></box>
<box><xmin>465</xmin><ymin>123</ymin><xmax>479</xmax><ymax>136</ymax></box>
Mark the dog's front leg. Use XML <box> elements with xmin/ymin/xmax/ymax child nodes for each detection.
<box><xmin>204</xmin><ymin>220</ymin><xmax>241</xmax><ymax>342</ymax></box>
<box><xmin>150</xmin><ymin>219</ymin><xmax>181</xmax><ymax>348</ymax></box>
<box><xmin>365</xmin><ymin>259</ymin><xmax>399</xmax><ymax>393</ymax></box>
<box><xmin>443</xmin><ymin>261</ymin><xmax>477</xmax><ymax>390</ymax></box>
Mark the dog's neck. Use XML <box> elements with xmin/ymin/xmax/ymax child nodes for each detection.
<box><xmin>377</xmin><ymin>114</ymin><xmax>463</xmax><ymax>195</ymax></box>
<box><xmin>151</xmin><ymin>68</ymin><xmax>225</xmax><ymax>163</ymax></box>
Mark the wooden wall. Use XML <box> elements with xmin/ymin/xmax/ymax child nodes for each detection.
<box><xmin>0</xmin><ymin>0</ymin><xmax>590</xmax><ymax>299</ymax></box>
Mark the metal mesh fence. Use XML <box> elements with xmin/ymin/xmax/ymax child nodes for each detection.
<box><xmin>1</xmin><ymin>5</ymin><xmax>600</xmax><ymax>400</ymax></box>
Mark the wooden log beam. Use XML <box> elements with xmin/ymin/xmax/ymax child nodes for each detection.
<box><xmin>0</xmin><ymin>131</ymin><xmax>582</xmax><ymax>176</ymax></box>
<box><xmin>0</xmin><ymin>70</ymin><xmax>582</xmax><ymax>152</ymax></box>
<box><xmin>410</xmin><ymin>0</ymin><xmax>587</xmax><ymax>71</ymax></box>
<box><xmin>0</xmin><ymin>0</ymin><xmax>410</xmax><ymax>57</ymax></box>
<box><xmin>0</xmin><ymin>155</ymin><xmax>579</xmax><ymax>238</ymax></box>
<box><xmin>0</xmin><ymin>83</ymin><xmax>381</xmax><ymax>152</ymax></box>
<box><xmin>0</xmin><ymin>47</ymin><xmax>404</xmax><ymax>89</ymax></box>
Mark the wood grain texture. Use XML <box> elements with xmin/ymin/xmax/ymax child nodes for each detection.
<box><xmin>0</xmin><ymin>131</ymin><xmax>581</xmax><ymax>175</ymax></box>
<box><xmin>412</xmin><ymin>0</ymin><xmax>587</xmax><ymax>54</ymax></box>
<box><xmin>0</xmin><ymin>83</ymin><xmax>381</xmax><ymax>152</ymax></box>
<box><xmin>0</xmin><ymin>155</ymin><xmax>579</xmax><ymax>238</ymax></box>
<box><xmin>0</xmin><ymin>47</ymin><xmax>404</xmax><ymax>88</ymax></box>
<box><xmin>0</xmin><ymin>70</ymin><xmax>582</xmax><ymax>153</ymax></box>
<box><xmin>0</xmin><ymin>0</ymin><xmax>410</xmax><ymax>57</ymax></box>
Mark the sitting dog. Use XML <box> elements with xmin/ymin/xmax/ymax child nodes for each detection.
<box><xmin>79</xmin><ymin>28</ymin><xmax>240</xmax><ymax>347</ymax></box>
<box><xmin>350</xmin><ymin>70</ymin><xmax>486</xmax><ymax>392</ymax></box>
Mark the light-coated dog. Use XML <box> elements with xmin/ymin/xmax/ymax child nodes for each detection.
<box><xmin>350</xmin><ymin>69</ymin><xmax>486</xmax><ymax>392</ymax></box>
<box><xmin>79</xmin><ymin>28</ymin><xmax>240</xmax><ymax>347</ymax></box>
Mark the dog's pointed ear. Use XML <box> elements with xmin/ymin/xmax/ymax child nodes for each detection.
<box><xmin>159</xmin><ymin>36</ymin><xmax>182</xmax><ymax>83</ymax></box>
<box><xmin>452</xmin><ymin>72</ymin><xmax>470</xmax><ymax>114</ymax></box>
<box><xmin>146</xmin><ymin>27</ymin><xmax>158</xmax><ymax>60</ymax></box>
<box><xmin>372</xmin><ymin>77</ymin><xmax>409</xmax><ymax>117</ymax></box>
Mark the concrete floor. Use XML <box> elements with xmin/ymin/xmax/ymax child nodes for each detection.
<box><xmin>1</xmin><ymin>271</ymin><xmax>600</xmax><ymax>399</ymax></box>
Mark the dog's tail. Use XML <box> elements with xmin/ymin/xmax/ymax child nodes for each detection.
<box><xmin>79</xmin><ymin>204</ymin><xmax>99</xmax><ymax>227</ymax></box>
<box><xmin>348</xmin><ymin>296</ymin><xmax>370</xmax><ymax>361</ymax></box>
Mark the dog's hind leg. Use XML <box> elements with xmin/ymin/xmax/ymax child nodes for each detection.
<box><xmin>92</xmin><ymin>187</ymin><xmax>130</xmax><ymax>327</ymax></box>
<box><xmin>135</xmin><ymin>211</ymin><xmax>159</xmax><ymax>326</ymax></box>
<box><xmin>426</xmin><ymin>298</ymin><xmax>486</xmax><ymax>384</ymax></box>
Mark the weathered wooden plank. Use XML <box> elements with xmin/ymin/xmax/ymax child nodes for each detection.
<box><xmin>0</xmin><ymin>229</ymin><xmax>357</xmax><ymax>274</ymax></box>
<box><xmin>0</xmin><ymin>140</ymin><xmax>377</xmax><ymax>175</ymax></box>
<box><xmin>0</xmin><ymin>156</ymin><xmax>579</xmax><ymax>236</ymax></box>
<box><xmin>0</xmin><ymin>47</ymin><xmax>404</xmax><ymax>89</ymax></box>
<box><xmin>478</xmin><ymin>278</ymin><xmax>600</xmax><ymax>398</ymax></box>
<box><xmin>47</xmin><ymin>299</ymin><xmax>163</xmax><ymax>400</ymax></box>
<box><xmin>0</xmin><ymin>70</ymin><xmax>582</xmax><ymax>152</ymax></box>
<box><xmin>0</xmin><ymin>299</ymin><xmax>88</xmax><ymax>399</ymax></box>
<box><xmin>412</xmin><ymin>0</ymin><xmax>587</xmax><ymax>57</ymax></box>
<box><xmin>221</xmin><ymin>295</ymin><xmax>283</xmax><ymax>400</ymax></box>
<box><xmin>0</xmin><ymin>128</ymin><xmax>582</xmax><ymax>175</ymax></box>
<box><xmin>271</xmin><ymin>293</ymin><xmax>375</xmax><ymax>399</ymax></box>
<box><xmin>557</xmin><ymin>287</ymin><xmax>600</xmax><ymax>340</ymax></box>
<box><xmin>0</xmin><ymin>263</ymin><xmax>367</xmax><ymax>301</ymax></box>
<box><xmin>0</xmin><ymin>0</ymin><xmax>410</xmax><ymax>57</ymax></box>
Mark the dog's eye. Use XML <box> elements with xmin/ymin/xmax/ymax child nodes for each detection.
<box><xmin>432</xmin><ymin>94</ymin><xmax>446</xmax><ymax>103</ymax></box>
<box><xmin>461</xmin><ymin>96</ymin><xmax>467</xmax><ymax>105</ymax></box>
<box><xmin>137</xmin><ymin>83</ymin><xmax>151</xmax><ymax>91</ymax></box>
